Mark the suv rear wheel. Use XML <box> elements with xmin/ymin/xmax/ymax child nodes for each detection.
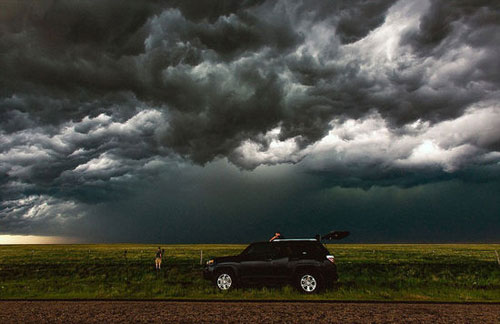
<box><xmin>215</xmin><ymin>271</ymin><xmax>235</xmax><ymax>291</ymax></box>
<box><xmin>296</xmin><ymin>272</ymin><xmax>322</xmax><ymax>294</ymax></box>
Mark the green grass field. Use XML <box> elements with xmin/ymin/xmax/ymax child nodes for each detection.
<box><xmin>1</xmin><ymin>244</ymin><xmax>499</xmax><ymax>301</ymax></box>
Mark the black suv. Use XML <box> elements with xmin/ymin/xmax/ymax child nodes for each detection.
<box><xmin>203</xmin><ymin>239</ymin><xmax>338</xmax><ymax>293</ymax></box>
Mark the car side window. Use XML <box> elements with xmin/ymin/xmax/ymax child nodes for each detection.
<box><xmin>244</xmin><ymin>243</ymin><xmax>273</xmax><ymax>257</ymax></box>
<box><xmin>275</xmin><ymin>245</ymin><xmax>293</xmax><ymax>258</ymax></box>
<box><xmin>288</xmin><ymin>243</ymin><xmax>324</xmax><ymax>258</ymax></box>
<box><xmin>289</xmin><ymin>244</ymin><xmax>305</xmax><ymax>258</ymax></box>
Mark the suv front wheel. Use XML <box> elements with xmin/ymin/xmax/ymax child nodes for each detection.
<box><xmin>215</xmin><ymin>271</ymin><xmax>235</xmax><ymax>291</ymax></box>
<box><xmin>296</xmin><ymin>272</ymin><xmax>322</xmax><ymax>294</ymax></box>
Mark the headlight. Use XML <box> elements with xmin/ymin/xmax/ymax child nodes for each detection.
<box><xmin>206</xmin><ymin>259</ymin><xmax>215</xmax><ymax>265</ymax></box>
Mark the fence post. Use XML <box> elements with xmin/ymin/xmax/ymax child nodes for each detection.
<box><xmin>200</xmin><ymin>250</ymin><xmax>203</xmax><ymax>265</ymax></box>
<box><xmin>124</xmin><ymin>249</ymin><xmax>127</xmax><ymax>271</ymax></box>
<box><xmin>495</xmin><ymin>250</ymin><xmax>500</xmax><ymax>266</ymax></box>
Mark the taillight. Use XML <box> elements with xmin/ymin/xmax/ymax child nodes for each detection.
<box><xmin>326</xmin><ymin>255</ymin><xmax>335</xmax><ymax>263</ymax></box>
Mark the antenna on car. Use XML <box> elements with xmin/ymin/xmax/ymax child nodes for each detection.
<box><xmin>316</xmin><ymin>231</ymin><xmax>350</xmax><ymax>241</ymax></box>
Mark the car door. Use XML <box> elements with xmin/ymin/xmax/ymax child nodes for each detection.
<box><xmin>239</xmin><ymin>243</ymin><xmax>274</xmax><ymax>281</ymax></box>
<box><xmin>271</xmin><ymin>243</ymin><xmax>291</xmax><ymax>280</ymax></box>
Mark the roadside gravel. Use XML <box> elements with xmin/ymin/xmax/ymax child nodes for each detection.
<box><xmin>0</xmin><ymin>301</ymin><xmax>499</xmax><ymax>323</ymax></box>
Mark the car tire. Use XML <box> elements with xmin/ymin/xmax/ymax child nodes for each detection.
<box><xmin>296</xmin><ymin>271</ymin><xmax>323</xmax><ymax>294</ymax></box>
<box><xmin>215</xmin><ymin>270</ymin><xmax>236</xmax><ymax>291</ymax></box>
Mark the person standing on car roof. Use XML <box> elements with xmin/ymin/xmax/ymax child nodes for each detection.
<box><xmin>155</xmin><ymin>247</ymin><xmax>163</xmax><ymax>270</ymax></box>
<box><xmin>269</xmin><ymin>232</ymin><xmax>283</xmax><ymax>242</ymax></box>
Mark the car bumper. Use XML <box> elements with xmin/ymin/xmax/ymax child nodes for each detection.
<box><xmin>203</xmin><ymin>267</ymin><xmax>214</xmax><ymax>281</ymax></box>
<box><xmin>323</xmin><ymin>265</ymin><xmax>338</xmax><ymax>286</ymax></box>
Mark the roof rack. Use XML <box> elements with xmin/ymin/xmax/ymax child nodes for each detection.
<box><xmin>269</xmin><ymin>231</ymin><xmax>350</xmax><ymax>243</ymax></box>
<box><xmin>272</xmin><ymin>238</ymin><xmax>318</xmax><ymax>242</ymax></box>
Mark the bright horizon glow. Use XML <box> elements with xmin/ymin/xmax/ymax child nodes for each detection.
<box><xmin>0</xmin><ymin>235</ymin><xmax>80</xmax><ymax>244</ymax></box>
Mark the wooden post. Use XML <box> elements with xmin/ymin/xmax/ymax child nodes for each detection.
<box><xmin>495</xmin><ymin>250</ymin><xmax>500</xmax><ymax>266</ymax></box>
<box><xmin>200</xmin><ymin>250</ymin><xmax>203</xmax><ymax>265</ymax></box>
<box><xmin>123</xmin><ymin>250</ymin><xmax>128</xmax><ymax>281</ymax></box>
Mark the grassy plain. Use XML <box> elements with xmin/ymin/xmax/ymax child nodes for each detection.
<box><xmin>0</xmin><ymin>244</ymin><xmax>499</xmax><ymax>301</ymax></box>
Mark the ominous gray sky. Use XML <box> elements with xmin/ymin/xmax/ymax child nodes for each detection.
<box><xmin>1</xmin><ymin>0</ymin><xmax>499</xmax><ymax>243</ymax></box>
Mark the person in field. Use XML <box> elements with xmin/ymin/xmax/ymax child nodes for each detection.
<box><xmin>155</xmin><ymin>247</ymin><xmax>163</xmax><ymax>270</ymax></box>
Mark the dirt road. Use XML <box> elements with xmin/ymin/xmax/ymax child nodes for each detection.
<box><xmin>0</xmin><ymin>301</ymin><xmax>499</xmax><ymax>323</ymax></box>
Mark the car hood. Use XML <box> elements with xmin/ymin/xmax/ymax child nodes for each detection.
<box><xmin>214</xmin><ymin>255</ymin><xmax>240</xmax><ymax>263</ymax></box>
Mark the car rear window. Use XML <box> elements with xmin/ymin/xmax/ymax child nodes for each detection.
<box><xmin>292</xmin><ymin>242</ymin><xmax>329</xmax><ymax>256</ymax></box>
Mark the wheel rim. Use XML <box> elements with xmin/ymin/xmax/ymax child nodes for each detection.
<box><xmin>300</xmin><ymin>274</ymin><xmax>317</xmax><ymax>292</ymax></box>
<box><xmin>217</xmin><ymin>273</ymin><xmax>232</xmax><ymax>290</ymax></box>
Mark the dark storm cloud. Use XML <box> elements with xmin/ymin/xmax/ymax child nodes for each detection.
<box><xmin>402</xmin><ymin>0</ymin><xmax>500</xmax><ymax>55</ymax></box>
<box><xmin>0</xmin><ymin>109</ymin><xmax>168</xmax><ymax>206</ymax></box>
<box><xmin>397</xmin><ymin>1</ymin><xmax>500</xmax><ymax>114</ymax></box>
<box><xmin>1</xmin><ymin>0</ymin><xmax>500</xmax><ymax>239</ymax></box>
<box><xmin>2</xmin><ymin>0</ymin><xmax>498</xmax><ymax>161</ymax></box>
<box><xmin>44</xmin><ymin>164</ymin><xmax>500</xmax><ymax>243</ymax></box>
<box><xmin>335</xmin><ymin>0</ymin><xmax>397</xmax><ymax>44</ymax></box>
<box><xmin>0</xmin><ymin>0</ymin><xmax>300</xmax><ymax>163</ymax></box>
